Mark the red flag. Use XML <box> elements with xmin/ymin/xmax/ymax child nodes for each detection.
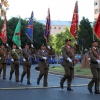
<box><xmin>70</xmin><ymin>1</ymin><xmax>78</xmax><ymax>39</ymax></box>
<box><xmin>94</xmin><ymin>13</ymin><xmax>100</xmax><ymax>39</ymax></box>
<box><xmin>0</xmin><ymin>17</ymin><xmax>7</xmax><ymax>43</ymax></box>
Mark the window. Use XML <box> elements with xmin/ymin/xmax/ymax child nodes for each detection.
<box><xmin>63</xmin><ymin>27</ymin><xmax>66</xmax><ymax>29</ymax></box>
<box><xmin>94</xmin><ymin>1</ymin><xmax>98</xmax><ymax>6</ymax></box>
<box><xmin>59</xmin><ymin>27</ymin><xmax>61</xmax><ymax>30</ymax></box>
<box><xmin>54</xmin><ymin>27</ymin><xmax>56</xmax><ymax>29</ymax></box>
<box><xmin>95</xmin><ymin>9</ymin><xmax>98</xmax><ymax>14</ymax></box>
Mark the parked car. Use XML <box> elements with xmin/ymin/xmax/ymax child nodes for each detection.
<box><xmin>48</xmin><ymin>57</ymin><xmax>57</xmax><ymax>64</ymax></box>
<box><xmin>58</xmin><ymin>57</ymin><xmax>63</xmax><ymax>64</ymax></box>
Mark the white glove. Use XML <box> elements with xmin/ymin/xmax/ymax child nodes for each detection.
<box><xmin>0</xmin><ymin>57</ymin><xmax>1</xmax><ymax>59</ymax></box>
<box><xmin>97</xmin><ymin>60</ymin><xmax>100</xmax><ymax>64</ymax></box>
<box><xmin>6</xmin><ymin>43</ymin><xmax>9</xmax><ymax>47</ymax></box>
<box><xmin>23</xmin><ymin>58</ymin><xmax>26</xmax><ymax>62</ymax></box>
<box><xmin>88</xmin><ymin>58</ymin><xmax>90</xmax><ymax>60</ymax></box>
<box><xmin>74</xmin><ymin>41</ymin><xmax>77</xmax><ymax>44</ymax></box>
<box><xmin>67</xmin><ymin>57</ymin><xmax>72</xmax><ymax>63</ymax></box>
<box><xmin>43</xmin><ymin>57</ymin><xmax>47</xmax><ymax>60</ymax></box>
<box><xmin>19</xmin><ymin>47</ymin><xmax>22</xmax><ymax>50</ymax></box>
<box><xmin>31</xmin><ymin>44</ymin><xmax>34</xmax><ymax>48</ymax></box>
<box><xmin>47</xmin><ymin>46</ymin><xmax>50</xmax><ymax>49</ymax></box>
<box><xmin>11</xmin><ymin>59</ymin><xmax>14</xmax><ymax>61</ymax></box>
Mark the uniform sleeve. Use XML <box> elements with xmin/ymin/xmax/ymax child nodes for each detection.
<box><xmin>89</xmin><ymin>51</ymin><xmax>98</xmax><ymax>63</ymax></box>
<box><xmin>17</xmin><ymin>49</ymin><xmax>23</xmax><ymax>58</ymax></box>
<box><xmin>62</xmin><ymin>47</ymin><xmax>69</xmax><ymax>59</ymax></box>
<box><xmin>37</xmin><ymin>51</ymin><xmax>43</xmax><ymax>60</ymax></box>
<box><xmin>9</xmin><ymin>50</ymin><xmax>13</xmax><ymax>59</ymax></box>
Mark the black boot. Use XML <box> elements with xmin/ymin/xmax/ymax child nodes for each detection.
<box><xmin>20</xmin><ymin>76</ymin><xmax>23</xmax><ymax>83</ymax></box>
<box><xmin>27</xmin><ymin>81</ymin><xmax>31</xmax><ymax>85</ymax></box>
<box><xmin>37</xmin><ymin>74</ymin><xmax>43</xmax><ymax>85</ymax></box>
<box><xmin>9</xmin><ymin>75</ymin><xmax>12</xmax><ymax>81</ymax></box>
<box><xmin>60</xmin><ymin>81</ymin><xmax>64</xmax><ymax>89</ymax></box>
<box><xmin>37</xmin><ymin>78</ymin><xmax>40</xmax><ymax>85</ymax></box>
<box><xmin>67</xmin><ymin>88</ymin><xmax>73</xmax><ymax>91</ymax></box>
<box><xmin>16</xmin><ymin>80</ymin><xmax>20</xmax><ymax>82</ymax></box>
<box><xmin>88</xmin><ymin>87</ymin><xmax>93</xmax><ymax>93</ymax></box>
<box><xmin>20</xmin><ymin>72</ymin><xmax>26</xmax><ymax>83</ymax></box>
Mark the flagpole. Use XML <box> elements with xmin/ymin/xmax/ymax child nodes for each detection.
<box><xmin>93</xmin><ymin>32</ymin><xmax>94</xmax><ymax>41</ymax></box>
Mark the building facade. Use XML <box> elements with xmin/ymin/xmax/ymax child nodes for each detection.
<box><xmin>94</xmin><ymin>0</ymin><xmax>100</xmax><ymax>20</ymax></box>
<box><xmin>38</xmin><ymin>20</ymin><xmax>71</xmax><ymax>35</ymax></box>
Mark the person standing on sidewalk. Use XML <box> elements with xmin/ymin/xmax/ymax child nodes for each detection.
<box><xmin>9</xmin><ymin>43</ymin><xmax>22</xmax><ymax>82</ymax></box>
<box><xmin>60</xmin><ymin>39</ymin><xmax>75</xmax><ymax>91</ymax></box>
<box><xmin>88</xmin><ymin>40</ymin><xmax>100</xmax><ymax>94</ymax></box>
<box><xmin>20</xmin><ymin>43</ymin><xmax>35</xmax><ymax>85</ymax></box>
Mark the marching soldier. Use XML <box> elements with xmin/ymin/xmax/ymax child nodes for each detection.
<box><xmin>60</xmin><ymin>39</ymin><xmax>75</xmax><ymax>91</ymax></box>
<box><xmin>9</xmin><ymin>43</ymin><xmax>21</xmax><ymax>82</ymax></box>
<box><xmin>20</xmin><ymin>43</ymin><xmax>35</xmax><ymax>84</ymax></box>
<box><xmin>37</xmin><ymin>44</ymin><xmax>55</xmax><ymax>87</ymax></box>
<box><xmin>0</xmin><ymin>43</ymin><xmax>9</xmax><ymax>79</ymax></box>
<box><xmin>88</xmin><ymin>40</ymin><xmax>100</xmax><ymax>94</ymax></box>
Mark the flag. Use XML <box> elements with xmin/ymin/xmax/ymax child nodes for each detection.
<box><xmin>44</xmin><ymin>8</ymin><xmax>51</xmax><ymax>43</ymax></box>
<box><xmin>70</xmin><ymin>1</ymin><xmax>78</xmax><ymax>39</ymax></box>
<box><xmin>12</xmin><ymin>19</ymin><xmax>21</xmax><ymax>47</ymax></box>
<box><xmin>94</xmin><ymin>13</ymin><xmax>100</xmax><ymax>39</ymax></box>
<box><xmin>25</xmin><ymin>11</ymin><xmax>33</xmax><ymax>42</ymax></box>
<box><xmin>4</xmin><ymin>1</ymin><xmax>9</xmax><ymax>7</ymax></box>
<box><xmin>0</xmin><ymin>17</ymin><xmax>7</xmax><ymax>43</ymax></box>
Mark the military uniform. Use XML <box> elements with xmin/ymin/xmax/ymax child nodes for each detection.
<box><xmin>37</xmin><ymin>44</ymin><xmax>55</xmax><ymax>87</ymax></box>
<box><xmin>9</xmin><ymin>44</ymin><xmax>22</xmax><ymax>82</ymax></box>
<box><xmin>20</xmin><ymin>43</ymin><xmax>35</xmax><ymax>84</ymax></box>
<box><xmin>0</xmin><ymin>44</ymin><xmax>9</xmax><ymax>79</ymax></box>
<box><xmin>88</xmin><ymin>44</ymin><xmax>100</xmax><ymax>94</ymax></box>
<box><xmin>60</xmin><ymin>39</ymin><xmax>75</xmax><ymax>91</ymax></box>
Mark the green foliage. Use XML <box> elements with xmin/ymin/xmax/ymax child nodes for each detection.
<box><xmin>0</xmin><ymin>17</ymin><xmax>45</xmax><ymax>49</ymax></box>
<box><xmin>33</xmin><ymin>21</ymin><xmax>46</xmax><ymax>49</ymax></box>
<box><xmin>50</xmin><ymin>27</ymin><xmax>75</xmax><ymax>54</ymax></box>
<box><xmin>78</xmin><ymin>17</ymin><xmax>93</xmax><ymax>53</ymax></box>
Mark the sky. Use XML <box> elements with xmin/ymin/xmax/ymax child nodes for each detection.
<box><xmin>6</xmin><ymin>0</ymin><xmax>94</xmax><ymax>21</ymax></box>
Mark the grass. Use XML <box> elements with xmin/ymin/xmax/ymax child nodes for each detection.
<box><xmin>49</xmin><ymin>64</ymin><xmax>92</xmax><ymax>75</ymax></box>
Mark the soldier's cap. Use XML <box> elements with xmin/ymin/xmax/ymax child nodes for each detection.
<box><xmin>12</xmin><ymin>43</ymin><xmax>16</xmax><ymax>46</ymax></box>
<box><xmin>65</xmin><ymin>39</ymin><xmax>71</xmax><ymax>42</ymax></box>
<box><xmin>25</xmin><ymin>43</ymin><xmax>29</xmax><ymax>45</ymax></box>
<box><xmin>0</xmin><ymin>43</ymin><xmax>5</xmax><ymax>46</ymax></box>
<box><xmin>41</xmin><ymin>44</ymin><xmax>46</xmax><ymax>46</ymax></box>
<box><xmin>92</xmin><ymin>40</ymin><xmax>98</xmax><ymax>43</ymax></box>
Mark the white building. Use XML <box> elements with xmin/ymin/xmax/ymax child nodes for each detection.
<box><xmin>38</xmin><ymin>20</ymin><xmax>71</xmax><ymax>35</ymax></box>
<box><xmin>94</xmin><ymin>0</ymin><xmax>100</xmax><ymax>20</ymax></box>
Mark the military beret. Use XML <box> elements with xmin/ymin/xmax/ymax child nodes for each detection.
<box><xmin>65</xmin><ymin>39</ymin><xmax>71</xmax><ymax>42</ymax></box>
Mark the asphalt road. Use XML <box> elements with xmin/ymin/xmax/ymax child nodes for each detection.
<box><xmin>0</xmin><ymin>64</ymin><xmax>100</xmax><ymax>100</ymax></box>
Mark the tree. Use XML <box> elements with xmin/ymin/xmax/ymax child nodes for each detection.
<box><xmin>50</xmin><ymin>27</ymin><xmax>75</xmax><ymax>55</ymax></box>
<box><xmin>78</xmin><ymin>17</ymin><xmax>93</xmax><ymax>52</ymax></box>
<box><xmin>6</xmin><ymin>17</ymin><xmax>45</xmax><ymax>49</ymax></box>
